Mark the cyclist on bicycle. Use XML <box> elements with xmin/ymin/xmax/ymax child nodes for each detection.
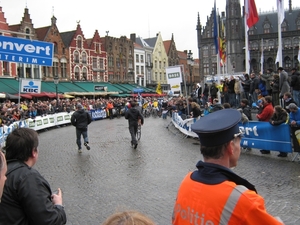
<box><xmin>152</xmin><ymin>99</ymin><xmax>159</xmax><ymax>111</ymax></box>
<box><xmin>125</xmin><ymin>101</ymin><xmax>144</xmax><ymax>149</ymax></box>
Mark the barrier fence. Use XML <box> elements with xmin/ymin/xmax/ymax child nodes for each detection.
<box><xmin>171</xmin><ymin>112</ymin><xmax>297</xmax><ymax>153</ymax></box>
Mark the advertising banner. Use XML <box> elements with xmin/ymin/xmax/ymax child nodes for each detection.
<box><xmin>166</xmin><ymin>66</ymin><xmax>182</xmax><ymax>93</ymax></box>
<box><xmin>0</xmin><ymin>35</ymin><xmax>54</xmax><ymax>66</ymax></box>
<box><xmin>172</xmin><ymin>113</ymin><xmax>293</xmax><ymax>153</ymax></box>
<box><xmin>21</xmin><ymin>79</ymin><xmax>41</xmax><ymax>94</ymax></box>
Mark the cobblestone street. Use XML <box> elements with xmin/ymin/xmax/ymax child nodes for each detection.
<box><xmin>36</xmin><ymin>116</ymin><xmax>300</xmax><ymax>225</ymax></box>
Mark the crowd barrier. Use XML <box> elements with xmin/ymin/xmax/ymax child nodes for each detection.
<box><xmin>0</xmin><ymin>108</ymin><xmax>110</xmax><ymax>147</ymax></box>
<box><xmin>171</xmin><ymin>112</ymin><xmax>295</xmax><ymax>153</ymax></box>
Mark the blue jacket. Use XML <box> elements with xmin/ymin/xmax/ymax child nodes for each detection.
<box><xmin>289</xmin><ymin>108</ymin><xmax>300</xmax><ymax>126</ymax></box>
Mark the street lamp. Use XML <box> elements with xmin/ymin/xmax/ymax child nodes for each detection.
<box><xmin>187</xmin><ymin>50</ymin><xmax>194</xmax><ymax>95</ymax></box>
<box><xmin>54</xmin><ymin>76</ymin><xmax>59</xmax><ymax>109</ymax></box>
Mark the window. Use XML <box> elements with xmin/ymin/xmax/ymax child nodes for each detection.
<box><xmin>82</xmin><ymin>67</ymin><xmax>87</xmax><ymax>80</ymax></box>
<box><xmin>203</xmin><ymin>46</ymin><xmax>208</xmax><ymax>56</ymax></box>
<box><xmin>284</xmin><ymin>56</ymin><xmax>291</xmax><ymax>70</ymax></box>
<box><xmin>74</xmin><ymin>51</ymin><xmax>79</xmax><ymax>63</ymax></box>
<box><xmin>95</xmin><ymin>43</ymin><xmax>101</xmax><ymax>53</ymax></box>
<box><xmin>92</xmin><ymin>57</ymin><xmax>97</xmax><ymax>69</ymax></box>
<box><xmin>136</xmin><ymin>65</ymin><xmax>140</xmax><ymax>74</ymax></box>
<box><xmin>140</xmin><ymin>55</ymin><xmax>144</xmax><ymax>63</ymax></box>
<box><xmin>61</xmin><ymin>58</ymin><xmax>67</xmax><ymax>78</ymax></box>
<box><xmin>75</xmin><ymin>67</ymin><xmax>80</xmax><ymax>80</ymax></box>
<box><xmin>249</xmin><ymin>27</ymin><xmax>254</xmax><ymax>35</ymax></box>
<box><xmin>3</xmin><ymin>61</ymin><xmax>9</xmax><ymax>75</ymax></box>
<box><xmin>53</xmin><ymin>57</ymin><xmax>59</xmax><ymax>77</ymax></box>
<box><xmin>159</xmin><ymin>61</ymin><xmax>161</xmax><ymax>69</ymax></box>
<box><xmin>136</xmin><ymin>54</ymin><xmax>139</xmax><ymax>62</ymax></box>
<box><xmin>42</xmin><ymin>66</ymin><xmax>50</xmax><ymax>78</ymax></box>
<box><xmin>116</xmin><ymin>58</ymin><xmax>120</xmax><ymax>68</ymax></box>
<box><xmin>141</xmin><ymin>66</ymin><xmax>144</xmax><ymax>74</ymax></box>
<box><xmin>204</xmin><ymin>63</ymin><xmax>209</xmax><ymax>75</ymax></box>
<box><xmin>25</xmin><ymin>28</ymin><xmax>30</xmax><ymax>39</ymax></box>
<box><xmin>54</xmin><ymin>42</ymin><xmax>58</xmax><ymax>54</ymax></box>
<box><xmin>108</xmin><ymin>56</ymin><xmax>113</xmax><ymax>67</ymax></box>
<box><xmin>128</xmin><ymin>59</ymin><xmax>133</xmax><ymax>69</ymax></box>
<box><xmin>82</xmin><ymin>52</ymin><xmax>87</xmax><ymax>64</ymax></box>
<box><xmin>77</xmin><ymin>36</ymin><xmax>82</xmax><ymax>49</ymax></box>
<box><xmin>211</xmin><ymin>45</ymin><xmax>216</xmax><ymax>55</ymax></box>
<box><xmin>297</xmin><ymin>19</ymin><xmax>300</xmax><ymax>30</ymax></box>
<box><xmin>100</xmin><ymin>58</ymin><xmax>104</xmax><ymax>70</ymax></box>
<box><xmin>263</xmin><ymin>23</ymin><xmax>270</xmax><ymax>34</ymax></box>
<box><xmin>281</xmin><ymin>21</ymin><xmax>287</xmax><ymax>32</ymax></box>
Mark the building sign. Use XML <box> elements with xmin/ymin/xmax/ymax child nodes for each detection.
<box><xmin>166</xmin><ymin>66</ymin><xmax>182</xmax><ymax>93</ymax></box>
<box><xmin>94</xmin><ymin>85</ymin><xmax>107</xmax><ymax>91</ymax></box>
<box><xmin>21</xmin><ymin>79</ymin><xmax>41</xmax><ymax>93</ymax></box>
<box><xmin>0</xmin><ymin>36</ymin><xmax>54</xmax><ymax>66</ymax></box>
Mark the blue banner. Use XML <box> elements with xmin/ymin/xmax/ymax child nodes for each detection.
<box><xmin>0</xmin><ymin>36</ymin><xmax>54</xmax><ymax>66</ymax></box>
<box><xmin>240</xmin><ymin>122</ymin><xmax>292</xmax><ymax>153</ymax></box>
<box><xmin>90</xmin><ymin>109</ymin><xmax>107</xmax><ymax>120</ymax></box>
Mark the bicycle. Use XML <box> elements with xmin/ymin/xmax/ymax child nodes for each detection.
<box><xmin>152</xmin><ymin>107</ymin><xmax>158</xmax><ymax>118</ymax></box>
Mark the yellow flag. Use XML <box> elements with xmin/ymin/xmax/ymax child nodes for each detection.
<box><xmin>156</xmin><ymin>83</ymin><xmax>162</xmax><ymax>95</ymax></box>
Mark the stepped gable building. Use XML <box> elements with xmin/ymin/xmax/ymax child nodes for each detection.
<box><xmin>86</xmin><ymin>30</ymin><xmax>108</xmax><ymax>82</ymax></box>
<box><xmin>8</xmin><ymin>7</ymin><xmax>40</xmax><ymax>79</ymax></box>
<box><xmin>143</xmin><ymin>32</ymin><xmax>168</xmax><ymax>89</ymax></box>
<box><xmin>198</xmin><ymin>0</ymin><xmax>300</xmax><ymax>78</ymax></box>
<box><xmin>0</xmin><ymin>7</ymin><xmax>17</xmax><ymax>77</ymax></box>
<box><xmin>101</xmin><ymin>35</ymin><xmax>134</xmax><ymax>83</ymax></box>
<box><xmin>60</xmin><ymin>23</ymin><xmax>100</xmax><ymax>82</ymax></box>
<box><xmin>35</xmin><ymin>16</ymin><xmax>69</xmax><ymax>81</ymax></box>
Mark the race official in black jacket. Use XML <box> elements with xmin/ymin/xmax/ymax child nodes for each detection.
<box><xmin>0</xmin><ymin>128</ymin><xmax>67</xmax><ymax>225</ymax></box>
<box><xmin>125</xmin><ymin>101</ymin><xmax>144</xmax><ymax>149</ymax></box>
<box><xmin>71</xmin><ymin>103</ymin><xmax>92</xmax><ymax>153</ymax></box>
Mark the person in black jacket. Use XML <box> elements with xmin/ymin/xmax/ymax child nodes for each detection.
<box><xmin>290</xmin><ymin>68</ymin><xmax>300</xmax><ymax>106</ymax></box>
<box><xmin>0</xmin><ymin>151</ymin><xmax>7</xmax><ymax>201</ymax></box>
<box><xmin>71</xmin><ymin>103</ymin><xmax>92</xmax><ymax>153</ymax></box>
<box><xmin>0</xmin><ymin>128</ymin><xmax>67</xmax><ymax>225</ymax></box>
<box><xmin>238</xmin><ymin>98</ymin><xmax>252</xmax><ymax>121</ymax></box>
<box><xmin>125</xmin><ymin>101</ymin><xmax>144</xmax><ymax>149</ymax></box>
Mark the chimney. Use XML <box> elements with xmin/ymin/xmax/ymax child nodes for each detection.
<box><xmin>289</xmin><ymin>0</ymin><xmax>292</xmax><ymax>14</ymax></box>
<box><xmin>130</xmin><ymin>33</ymin><xmax>136</xmax><ymax>42</ymax></box>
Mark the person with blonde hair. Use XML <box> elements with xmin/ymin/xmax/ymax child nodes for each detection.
<box><xmin>101</xmin><ymin>210</ymin><xmax>155</xmax><ymax>225</ymax></box>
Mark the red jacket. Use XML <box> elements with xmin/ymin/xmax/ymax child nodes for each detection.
<box><xmin>256</xmin><ymin>103</ymin><xmax>274</xmax><ymax>121</ymax></box>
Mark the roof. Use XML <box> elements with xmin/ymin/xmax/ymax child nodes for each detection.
<box><xmin>254</xmin><ymin>8</ymin><xmax>300</xmax><ymax>34</ymax></box>
<box><xmin>35</xmin><ymin>26</ymin><xmax>50</xmax><ymax>41</ymax></box>
<box><xmin>163</xmin><ymin>40</ymin><xmax>171</xmax><ymax>54</ymax></box>
<box><xmin>143</xmin><ymin>37</ymin><xmax>158</xmax><ymax>48</ymax></box>
<box><xmin>60</xmin><ymin>30</ymin><xmax>76</xmax><ymax>47</ymax></box>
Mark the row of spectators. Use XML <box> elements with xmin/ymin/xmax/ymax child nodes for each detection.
<box><xmin>0</xmin><ymin>96</ymin><xmax>172</xmax><ymax>126</ymax></box>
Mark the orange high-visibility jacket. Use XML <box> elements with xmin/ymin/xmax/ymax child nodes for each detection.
<box><xmin>172</xmin><ymin>172</ymin><xmax>283</xmax><ymax>225</ymax></box>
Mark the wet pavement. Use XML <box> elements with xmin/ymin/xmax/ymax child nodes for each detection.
<box><xmin>36</xmin><ymin>115</ymin><xmax>300</xmax><ymax>225</ymax></box>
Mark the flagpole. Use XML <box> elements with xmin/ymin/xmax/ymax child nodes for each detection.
<box><xmin>244</xmin><ymin>15</ymin><xmax>250</xmax><ymax>74</ymax></box>
<box><xmin>278</xmin><ymin>23</ymin><xmax>283</xmax><ymax>67</ymax></box>
<box><xmin>260</xmin><ymin>38</ymin><xmax>264</xmax><ymax>73</ymax></box>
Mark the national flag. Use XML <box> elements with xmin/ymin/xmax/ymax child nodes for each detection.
<box><xmin>156</xmin><ymin>83</ymin><xmax>162</xmax><ymax>95</ymax></box>
<box><xmin>219</xmin><ymin>20</ymin><xmax>226</xmax><ymax>66</ymax></box>
<box><xmin>277</xmin><ymin>0</ymin><xmax>285</xmax><ymax>25</ymax></box>
<box><xmin>213</xmin><ymin>0</ymin><xmax>219</xmax><ymax>54</ymax></box>
<box><xmin>245</xmin><ymin>0</ymin><xmax>259</xmax><ymax>28</ymax></box>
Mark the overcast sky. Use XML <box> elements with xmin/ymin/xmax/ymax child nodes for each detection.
<box><xmin>1</xmin><ymin>0</ymin><xmax>299</xmax><ymax>59</ymax></box>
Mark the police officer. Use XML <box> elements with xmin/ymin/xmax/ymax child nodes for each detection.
<box><xmin>172</xmin><ymin>109</ymin><xmax>283</xmax><ymax>225</ymax></box>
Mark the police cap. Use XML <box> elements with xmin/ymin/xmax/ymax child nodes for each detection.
<box><xmin>191</xmin><ymin>109</ymin><xmax>242</xmax><ymax>147</ymax></box>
